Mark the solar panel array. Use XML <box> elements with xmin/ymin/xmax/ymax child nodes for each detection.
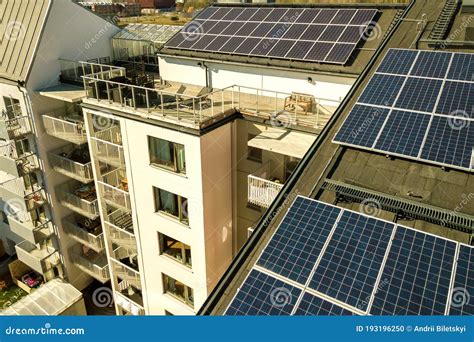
<box><xmin>225</xmin><ymin>196</ymin><xmax>474</xmax><ymax>316</ymax></box>
<box><xmin>164</xmin><ymin>7</ymin><xmax>378</xmax><ymax>65</ymax></box>
<box><xmin>333</xmin><ymin>49</ymin><xmax>474</xmax><ymax>172</ymax></box>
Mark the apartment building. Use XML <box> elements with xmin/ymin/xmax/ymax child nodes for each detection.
<box><xmin>0</xmin><ymin>0</ymin><xmax>119</xmax><ymax>307</ymax></box>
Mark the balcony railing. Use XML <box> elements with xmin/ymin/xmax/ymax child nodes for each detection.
<box><xmin>57</xmin><ymin>181</ymin><xmax>99</xmax><ymax>219</ymax></box>
<box><xmin>248</xmin><ymin>174</ymin><xmax>284</xmax><ymax>208</ymax></box>
<box><xmin>98</xmin><ymin>168</ymin><xmax>130</xmax><ymax>211</ymax></box>
<box><xmin>0</xmin><ymin>115</ymin><xmax>32</xmax><ymax>140</ymax></box>
<box><xmin>90</xmin><ymin>137</ymin><xmax>125</xmax><ymax>168</ymax></box>
<box><xmin>15</xmin><ymin>241</ymin><xmax>58</xmax><ymax>275</ymax></box>
<box><xmin>49</xmin><ymin>145</ymin><xmax>93</xmax><ymax>183</ymax></box>
<box><xmin>0</xmin><ymin>178</ymin><xmax>46</xmax><ymax>208</ymax></box>
<box><xmin>72</xmin><ymin>251</ymin><xmax>110</xmax><ymax>283</ymax></box>
<box><xmin>8</xmin><ymin>213</ymin><xmax>53</xmax><ymax>244</ymax></box>
<box><xmin>114</xmin><ymin>289</ymin><xmax>144</xmax><ymax>316</ymax></box>
<box><xmin>42</xmin><ymin>112</ymin><xmax>87</xmax><ymax>144</ymax></box>
<box><xmin>63</xmin><ymin>215</ymin><xmax>105</xmax><ymax>252</ymax></box>
<box><xmin>0</xmin><ymin>144</ymin><xmax>39</xmax><ymax>178</ymax></box>
<box><xmin>111</xmin><ymin>258</ymin><xmax>142</xmax><ymax>290</ymax></box>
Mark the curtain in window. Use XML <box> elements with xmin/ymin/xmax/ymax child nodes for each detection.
<box><xmin>150</xmin><ymin>138</ymin><xmax>173</xmax><ymax>166</ymax></box>
<box><xmin>176</xmin><ymin>145</ymin><xmax>186</xmax><ymax>173</ymax></box>
<box><xmin>160</xmin><ymin>189</ymin><xmax>177</xmax><ymax>216</ymax></box>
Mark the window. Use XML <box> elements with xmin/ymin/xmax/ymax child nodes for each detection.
<box><xmin>3</xmin><ymin>97</ymin><xmax>21</xmax><ymax>117</ymax></box>
<box><xmin>148</xmin><ymin>136</ymin><xmax>186</xmax><ymax>174</ymax></box>
<box><xmin>159</xmin><ymin>233</ymin><xmax>192</xmax><ymax>267</ymax></box>
<box><xmin>247</xmin><ymin>134</ymin><xmax>262</xmax><ymax>163</ymax></box>
<box><xmin>163</xmin><ymin>274</ymin><xmax>194</xmax><ymax>307</ymax></box>
<box><xmin>153</xmin><ymin>187</ymin><xmax>189</xmax><ymax>225</ymax></box>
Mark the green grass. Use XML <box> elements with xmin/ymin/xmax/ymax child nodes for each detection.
<box><xmin>0</xmin><ymin>285</ymin><xmax>27</xmax><ymax>310</ymax></box>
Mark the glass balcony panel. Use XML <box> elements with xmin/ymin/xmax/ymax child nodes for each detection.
<box><xmin>63</xmin><ymin>215</ymin><xmax>104</xmax><ymax>252</ymax></box>
<box><xmin>15</xmin><ymin>241</ymin><xmax>58</xmax><ymax>275</ymax></box>
<box><xmin>57</xmin><ymin>181</ymin><xmax>99</xmax><ymax>219</ymax></box>
<box><xmin>49</xmin><ymin>145</ymin><xmax>93</xmax><ymax>183</ymax></box>
<box><xmin>42</xmin><ymin>112</ymin><xmax>87</xmax><ymax>144</ymax></box>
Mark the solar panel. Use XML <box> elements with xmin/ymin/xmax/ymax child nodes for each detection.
<box><xmin>225</xmin><ymin>197</ymin><xmax>474</xmax><ymax>316</ymax></box>
<box><xmin>333</xmin><ymin>105</ymin><xmax>390</xmax><ymax>147</ymax></box>
<box><xmin>370</xmin><ymin>227</ymin><xmax>457</xmax><ymax>315</ymax></box>
<box><xmin>256</xmin><ymin>197</ymin><xmax>341</xmax><ymax>284</ymax></box>
<box><xmin>333</xmin><ymin>49</ymin><xmax>474</xmax><ymax>172</ymax></box>
<box><xmin>225</xmin><ymin>269</ymin><xmax>301</xmax><ymax>315</ymax></box>
<box><xmin>294</xmin><ymin>293</ymin><xmax>354</xmax><ymax>315</ymax></box>
<box><xmin>164</xmin><ymin>7</ymin><xmax>378</xmax><ymax>65</ymax></box>
<box><xmin>449</xmin><ymin>245</ymin><xmax>474</xmax><ymax>315</ymax></box>
<box><xmin>308</xmin><ymin>211</ymin><xmax>394</xmax><ymax>311</ymax></box>
<box><xmin>374</xmin><ymin>110</ymin><xmax>431</xmax><ymax>157</ymax></box>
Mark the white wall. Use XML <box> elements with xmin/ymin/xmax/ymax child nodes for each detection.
<box><xmin>158</xmin><ymin>56</ymin><xmax>355</xmax><ymax>106</ymax></box>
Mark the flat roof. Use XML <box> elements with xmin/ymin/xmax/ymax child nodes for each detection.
<box><xmin>38</xmin><ymin>83</ymin><xmax>86</xmax><ymax>103</ymax></box>
<box><xmin>159</xmin><ymin>4</ymin><xmax>404</xmax><ymax>75</ymax></box>
<box><xmin>200</xmin><ymin>0</ymin><xmax>474</xmax><ymax>315</ymax></box>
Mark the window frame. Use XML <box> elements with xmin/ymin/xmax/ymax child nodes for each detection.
<box><xmin>148</xmin><ymin>136</ymin><xmax>186</xmax><ymax>174</ymax></box>
<box><xmin>158</xmin><ymin>232</ymin><xmax>192</xmax><ymax>268</ymax></box>
<box><xmin>153</xmin><ymin>187</ymin><xmax>189</xmax><ymax>225</ymax></box>
<box><xmin>162</xmin><ymin>273</ymin><xmax>194</xmax><ymax>308</ymax></box>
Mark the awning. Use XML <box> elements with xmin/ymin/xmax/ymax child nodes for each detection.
<box><xmin>38</xmin><ymin>83</ymin><xmax>86</xmax><ymax>103</ymax></box>
<box><xmin>248</xmin><ymin>128</ymin><xmax>316</xmax><ymax>159</ymax></box>
<box><xmin>0</xmin><ymin>279</ymin><xmax>83</xmax><ymax>315</ymax></box>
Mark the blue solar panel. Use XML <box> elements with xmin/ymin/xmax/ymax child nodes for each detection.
<box><xmin>395</xmin><ymin>77</ymin><xmax>443</xmax><ymax>112</ymax></box>
<box><xmin>308</xmin><ymin>211</ymin><xmax>394</xmax><ymax>311</ymax></box>
<box><xmin>256</xmin><ymin>197</ymin><xmax>340</xmax><ymax>284</ymax></box>
<box><xmin>447</xmin><ymin>53</ymin><xmax>474</xmax><ymax>81</ymax></box>
<box><xmin>449</xmin><ymin>245</ymin><xmax>474</xmax><ymax>315</ymax></box>
<box><xmin>294</xmin><ymin>293</ymin><xmax>354</xmax><ymax>315</ymax></box>
<box><xmin>410</xmin><ymin>50</ymin><xmax>452</xmax><ymax>79</ymax></box>
<box><xmin>435</xmin><ymin>81</ymin><xmax>474</xmax><ymax>118</ymax></box>
<box><xmin>377</xmin><ymin>49</ymin><xmax>418</xmax><ymax>75</ymax></box>
<box><xmin>370</xmin><ymin>227</ymin><xmax>456</xmax><ymax>315</ymax></box>
<box><xmin>374</xmin><ymin>110</ymin><xmax>431</xmax><ymax>157</ymax></box>
<box><xmin>420</xmin><ymin>116</ymin><xmax>474</xmax><ymax>169</ymax></box>
<box><xmin>333</xmin><ymin>105</ymin><xmax>390</xmax><ymax>148</ymax></box>
<box><xmin>358</xmin><ymin>74</ymin><xmax>406</xmax><ymax>106</ymax></box>
<box><xmin>225</xmin><ymin>269</ymin><xmax>301</xmax><ymax>315</ymax></box>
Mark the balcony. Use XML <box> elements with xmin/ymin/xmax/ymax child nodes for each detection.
<box><xmin>104</xmin><ymin>209</ymin><xmax>136</xmax><ymax>250</ymax></box>
<box><xmin>111</xmin><ymin>247</ymin><xmax>141</xmax><ymax>290</ymax></box>
<box><xmin>57</xmin><ymin>181</ymin><xmax>99</xmax><ymax>219</ymax></box>
<box><xmin>248</xmin><ymin>171</ymin><xmax>284</xmax><ymax>208</ymax></box>
<box><xmin>42</xmin><ymin>112</ymin><xmax>87</xmax><ymax>144</ymax></box>
<box><xmin>0</xmin><ymin>114</ymin><xmax>32</xmax><ymax>140</ymax></box>
<box><xmin>0</xmin><ymin>177</ymin><xmax>46</xmax><ymax>209</ymax></box>
<box><xmin>63</xmin><ymin>215</ymin><xmax>104</xmax><ymax>252</ymax></box>
<box><xmin>90</xmin><ymin>127</ymin><xmax>124</xmax><ymax>168</ymax></box>
<box><xmin>98</xmin><ymin>168</ymin><xmax>131</xmax><ymax>211</ymax></box>
<box><xmin>15</xmin><ymin>241</ymin><xmax>58</xmax><ymax>275</ymax></box>
<box><xmin>114</xmin><ymin>282</ymin><xmax>144</xmax><ymax>316</ymax></box>
<box><xmin>72</xmin><ymin>249</ymin><xmax>110</xmax><ymax>283</ymax></box>
<box><xmin>8</xmin><ymin>212</ymin><xmax>54</xmax><ymax>244</ymax></box>
<box><xmin>49</xmin><ymin>145</ymin><xmax>93</xmax><ymax>183</ymax></box>
<box><xmin>0</xmin><ymin>142</ymin><xmax>39</xmax><ymax>178</ymax></box>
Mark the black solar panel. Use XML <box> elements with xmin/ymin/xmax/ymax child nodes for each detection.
<box><xmin>420</xmin><ymin>116</ymin><xmax>474</xmax><ymax>169</ymax></box>
<box><xmin>256</xmin><ymin>197</ymin><xmax>340</xmax><ymax>284</ymax></box>
<box><xmin>333</xmin><ymin>105</ymin><xmax>390</xmax><ymax>148</ymax></box>
<box><xmin>449</xmin><ymin>245</ymin><xmax>474</xmax><ymax>315</ymax></box>
<box><xmin>165</xmin><ymin>6</ymin><xmax>378</xmax><ymax>65</ymax></box>
<box><xmin>374</xmin><ymin>110</ymin><xmax>431</xmax><ymax>157</ymax></box>
<box><xmin>370</xmin><ymin>227</ymin><xmax>456</xmax><ymax>315</ymax></box>
<box><xmin>225</xmin><ymin>270</ymin><xmax>301</xmax><ymax>315</ymax></box>
<box><xmin>286</xmin><ymin>41</ymin><xmax>315</xmax><ymax>60</ymax></box>
<box><xmin>308</xmin><ymin>211</ymin><xmax>394</xmax><ymax>311</ymax></box>
<box><xmin>294</xmin><ymin>293</ymin><xmax>354</xmax><ymax>315</ymax></box>
<box><xmin>225</xmin><ymin>197</ymin><xmax>473</xmax><ymax>316</ymax></box>
<box><xmin>334</xmin><ymin>49</ymin><xmax>474</xmax><ymax>172</ymax></box>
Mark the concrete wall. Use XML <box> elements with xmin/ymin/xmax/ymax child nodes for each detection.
<box><xmin>158</xmin><ymin>56</ymin><xmax>354</xmax><ymax>106</ymax></box>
